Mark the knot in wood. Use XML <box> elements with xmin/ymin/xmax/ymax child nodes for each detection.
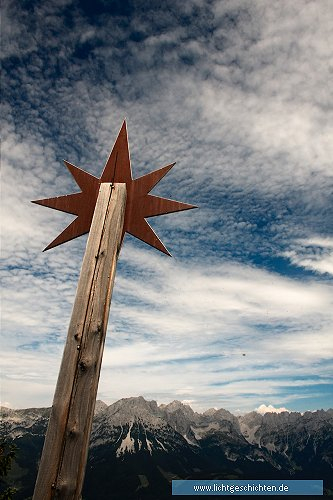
<box><xmin>95</xmin><ymin>249</ymin><xmax>105</xmax><ymax>260</ymax></box>
<box><xmin>95</xmin><ymin>323</ymin><xmax>103</xmax><ymax>335</ymax></box>
<box><xmin>79</xmin><ymin>360</ymin><xmax>87</xmax><ymax>372</ymax></box>
<box><xmin>68</xmin><ymin>427</ymin><xmax>78</xmax><ymax>438</ymax></box>
<box><xmin>51</xmin><ymin>482</ymin><xmax>61</xmax><ymax>498</ymax></box>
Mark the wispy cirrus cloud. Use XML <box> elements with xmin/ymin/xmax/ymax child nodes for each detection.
<box><xmin>2</xmin><ymin>242</ymin><xmax>332</xmax><ymax>412</ymax></box>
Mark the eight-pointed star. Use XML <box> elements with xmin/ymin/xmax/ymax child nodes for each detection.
<box><xmin>32</xmin><ymin>121</ymin><xmax>196</xmax><ymax>256</ymax></box>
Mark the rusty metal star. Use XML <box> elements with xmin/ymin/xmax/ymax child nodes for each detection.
<box><xmin>32</xmin><ymin>120</ymin><xmax>196</xmax><ymax>255</ymax></box>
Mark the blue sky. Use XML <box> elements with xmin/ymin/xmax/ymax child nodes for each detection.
<box><xmin>1</xmin><ymin>0</ymin><xmax>332</xmax><ymax>414</ymax></box>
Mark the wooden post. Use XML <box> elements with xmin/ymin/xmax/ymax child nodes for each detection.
<box><xmin>33</xmin><ymin>183</ymin><xmax>127</xmax><ymax>500</ymax></box>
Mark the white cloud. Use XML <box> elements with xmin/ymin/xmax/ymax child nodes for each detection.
<box><xmin>255</xmin><ymin>404</ymin><xmax>290</xmax><ymax>415</ymax></box>
<box><xmin>283</xmin><ymin>237</ymin><xmax>333</xmax><ymax>276</ymax></box>
<box><xmin>0</xmin><ymin>401</ymin><xmax>12</xmax><ymax>409</ymax></box>
<box><xmin>291</xmin><ymin>256</ymin><xmax>333</xmax><ymax>276</ymax></box>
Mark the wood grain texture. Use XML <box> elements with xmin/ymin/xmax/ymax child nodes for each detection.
<box><xmin>33</xmin><ymin>183</ymin><xmax>126</xmax><ymax>500</ymax></box>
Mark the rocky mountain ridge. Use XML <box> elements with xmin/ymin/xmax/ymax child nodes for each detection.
<box><xmin>1</xmin><ymin>397</ymin><xmax>332</xmax><ymax>499</ymax></box>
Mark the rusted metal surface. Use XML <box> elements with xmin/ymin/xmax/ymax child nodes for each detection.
<box><xmin>32</xmin><ymin>121</ymin><xmax>197</xmax><ymax>255</ymax></box>
<box><xmin>32</xmin><ymin>164</ymin><xmax>100</xmax><ymax>251</ymax></box>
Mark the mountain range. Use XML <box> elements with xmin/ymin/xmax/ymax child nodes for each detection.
<box><xmin>1</xmin><ymin>397</ymin><xmax>332</xmax><ymax>498</ymax></box>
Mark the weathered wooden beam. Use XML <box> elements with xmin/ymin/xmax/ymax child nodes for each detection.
<box><xmin>33</xmin><ymin>183</ymin><xmax>127</xmax><ymax>500</ymax></box>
